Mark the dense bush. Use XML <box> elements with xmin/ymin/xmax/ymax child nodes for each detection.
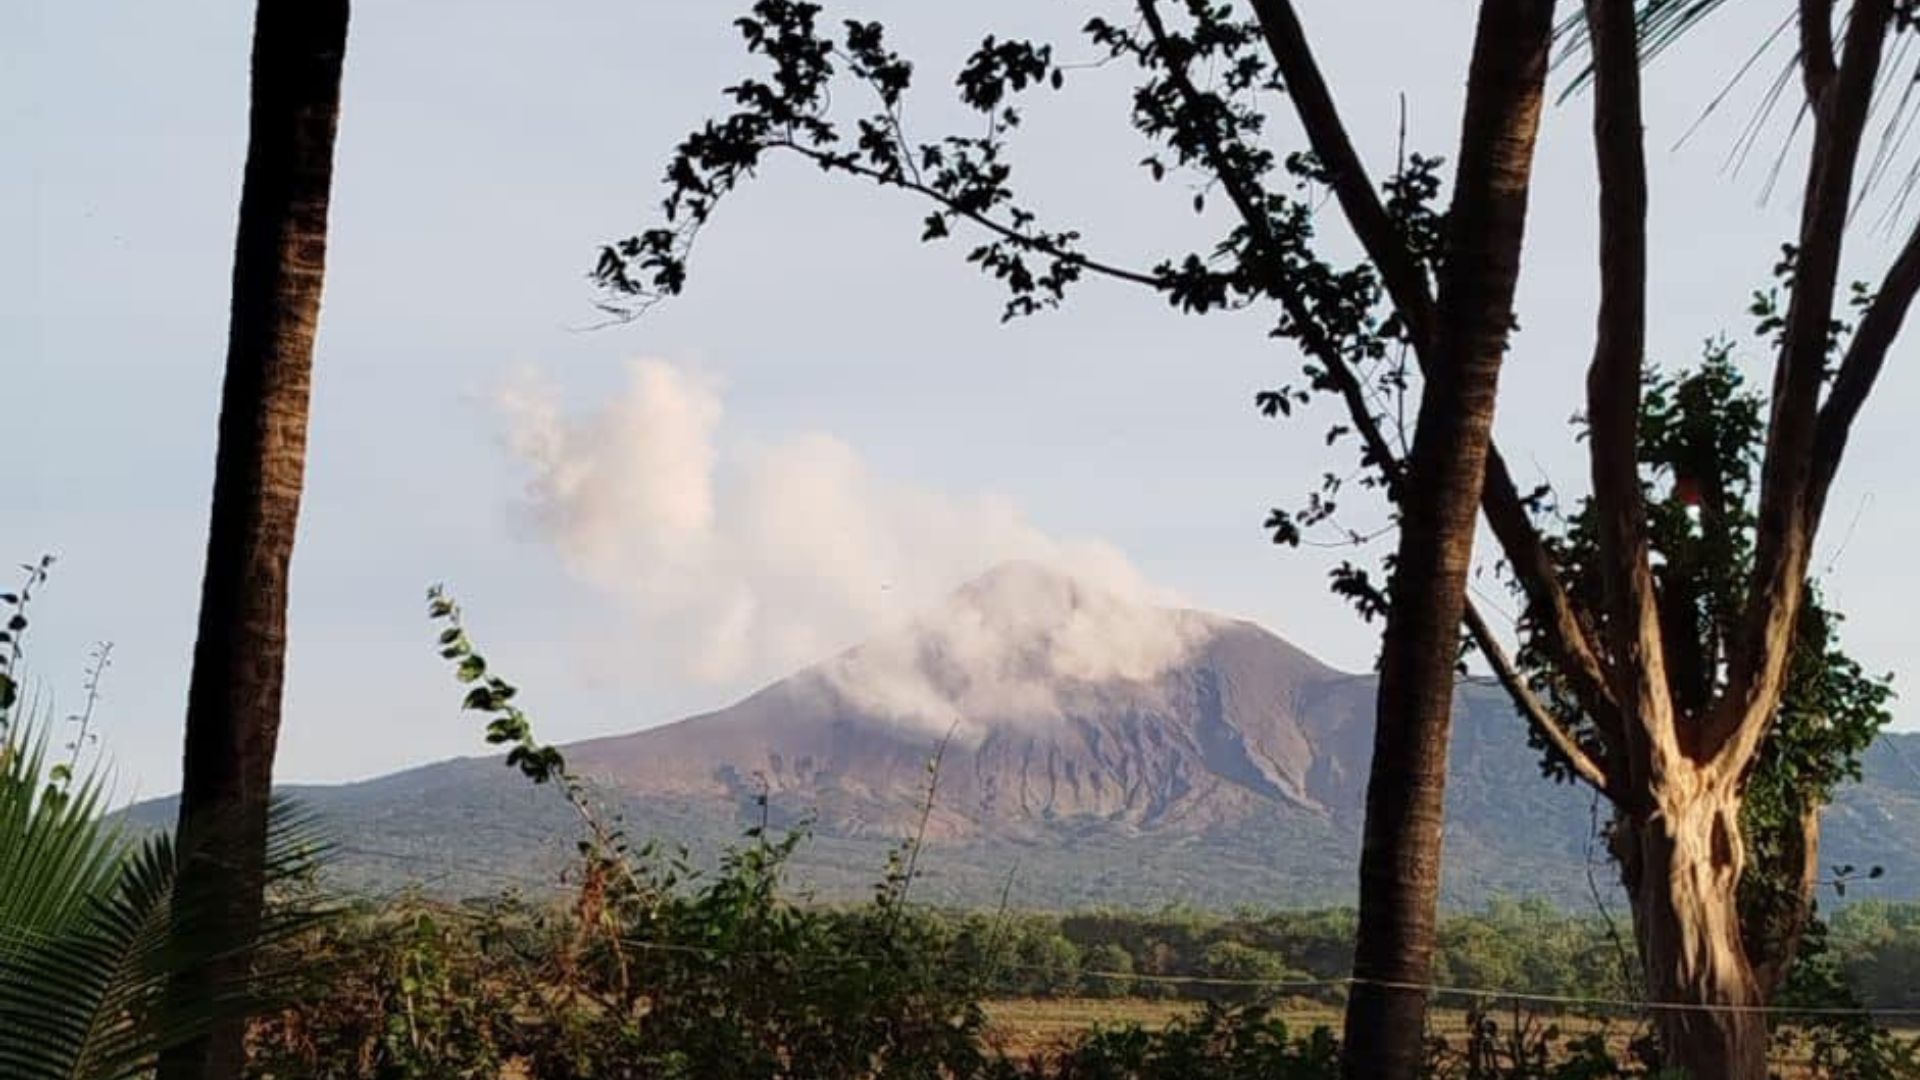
<box><xmin>1077</xmin><ymin>943</ymin><xmax>1137</xmax><ymax>999</ymax></box>
<box><xmin>1830</xmin><ymin>902</ymin><xmax>1920</xmax><ymax>1012</ymax></box>
<box><xmin>249</xmin><ymin>830</ymin><xmax>994</xmax><ymax>1080</ymax></box>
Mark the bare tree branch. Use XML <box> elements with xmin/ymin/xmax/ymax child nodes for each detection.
<box><xmin>1808</xmin><ymin>212</ymin><xmax>1920</xmax><ymax>526</ymax></box>
<box><xmin>1582</xmin><ymin>0</ymin><xmax>1674</xmax><ymax>774</ymax></box>
<box><xmin>1479</xmin><ymin>453</ymin><xmax>1626</xmax><ymax>746</ymax></box>
<box><xmin>1246</xmin><ymin>0</ymin><xmax>1439</xmax><ymax>342</ymax></box>
<box><xmin>1463</xmin><ymin>600</ymin><xmax>1616</xmax><ymax>798</ymax></box>
<box><xmin>766</xmin><ymin>139</ymin><xmax>1167</xmax><ymax>292</ymax></box>
<box><xmin>1713</xmin><ymin>0</ymin><xmax>1894</xmax><ymax>772</ymax></box>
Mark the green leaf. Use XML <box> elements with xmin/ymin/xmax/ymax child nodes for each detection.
<box><xmin>456</xmin><ymin>655</ymin><xmax>486</xmax><ymax>683</ymax></box>
<box><xmin>0</xmin><ymin>712</ymin><xmax>332</xmax><ymax>1076</ymax></box>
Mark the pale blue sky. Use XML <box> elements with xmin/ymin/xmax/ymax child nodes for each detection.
<box><xmin>8</xmin><ymin>1</ymin><xmax>1915</xmax><ymax>798</ymax></box>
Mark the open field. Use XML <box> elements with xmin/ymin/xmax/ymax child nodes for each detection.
<box><xmin>984</xmin><ymin>997</ymin><xmax>1920</xmax><ymax>1074</ymax></box>
<box><xmin>985</xmin><ymin>998</ymin><xmax>1594</xmax><ymax>1058</ymax></box>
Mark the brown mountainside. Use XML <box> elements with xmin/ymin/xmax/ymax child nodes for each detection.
<box><xmin>565</xmin><ymin>563</ymin><xmax>1359</xmax><ymax>841</ymax></box>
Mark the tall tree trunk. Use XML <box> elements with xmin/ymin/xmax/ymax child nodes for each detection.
<box><xmin>1339</xmin><ymin>3</ymin><xmax>1552</xmax><ymax>1077</ymax></box>
<box><xmin>158</xmin><ymin>3</ymin><xmax>348</xmax><ymax>1078</ymax></box>
<box><xmin>1619</xmin><ymin>776</ymin><xmax>1770</xmax><ymax>1080</ymax></box>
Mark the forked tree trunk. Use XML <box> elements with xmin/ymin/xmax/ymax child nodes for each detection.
<box><xmin>158</xmin><ymin>3</ymin><xmax>348</xmax><ymax>1078</ymax></box>
<box><xmin>1339</xmin><ymin>3</ymin><xmax>1553</xmax><ymax>1077</ymax></box>
<box><xmin>1621</xmin><ymin>776</ymin><xmax>1770</xmax><ymax>1080</ymax></box>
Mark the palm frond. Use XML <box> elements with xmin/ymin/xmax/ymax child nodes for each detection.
<box><xmin>1</xmin><ymin>838</ymin><xmax>180</xmax><ymax>1080</ymax></box>
<box><xmin>0</xmin><ymin>712</ymin><xmax>126</xmax><ymax>945</ymax></box>
<box><xmin>1557</xmin><ymin>0</ymin><xmax>1752</xmax><ymax>94</ymax></box>
<box><xmin>0</xmin><ymin>714</ymin><xmax>333</xmax><ymax>1080</ymax></box>
<box><xmin>1557</xmin><ymin>1</ymin><xmax>1920</xmax><ymax>221</ymax></box>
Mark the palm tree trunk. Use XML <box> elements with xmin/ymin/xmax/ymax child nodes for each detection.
<box><xmin>157</xmin><ymin>3</ymin><xmax>348</xmax><ymax>1078</ymax></box>
<box><xmin>1339</xmin><ymin>3</ymin><xmax>1552</xmax><ymax>1077</ymax></box>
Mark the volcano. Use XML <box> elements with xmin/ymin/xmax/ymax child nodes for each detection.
<box><xmin>128</xmin><ymin>563</ymin><xmax>1920</xmax><ymax>909</ymax></box>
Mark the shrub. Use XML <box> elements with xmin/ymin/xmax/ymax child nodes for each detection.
<box><xmin>1079</xmin><ymin>943</ymin><xmax>1136</xmax><ymax>998</ymax></box>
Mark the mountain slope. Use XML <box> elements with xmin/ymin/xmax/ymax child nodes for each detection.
<box><xmin>128</xmin><ymin>564</ymin><xmax>1920</xmax><ymax>910</ymax></box>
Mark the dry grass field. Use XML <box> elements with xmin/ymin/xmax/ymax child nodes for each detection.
<box><xmin>983</xmin><ymin>997</ymin><xmax>1582</xmax><ymax>1057</ymax></box>
<box><xmin>983</xmin><ymin>997</ymin><xmax>1920</xmax><ymax>1075</ymax></box>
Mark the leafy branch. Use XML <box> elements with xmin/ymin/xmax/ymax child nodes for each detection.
<box><xmin>0</xmin><ymin>555</ymin><xmax>56</xmax><ymax>741</ymax></box>
<box><xmin>426</xmin><ymin>585</ymin><xmax>650</xmax><ymax>904</ymax></box>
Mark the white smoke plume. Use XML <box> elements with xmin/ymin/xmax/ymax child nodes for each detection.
<box><xmin>498</xmin><ymin>359</ymin><xmax>1206</xmax><ymax>730</ymax></box>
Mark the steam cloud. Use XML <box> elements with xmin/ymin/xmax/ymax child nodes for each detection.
<box><xmin>499</xmin><ymin>360</ymin><xmax>1206</xmax><ymax>731</ymax></box>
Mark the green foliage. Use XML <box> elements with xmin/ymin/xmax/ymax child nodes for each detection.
<box><xmin>0</xmin><ymin>714</ymin><xmax>128</xmax><ymax>959</ymax></box>
<box><xmin>248</xmin><ymin>844</ymin><xmax>998</xmax><ymax>1078</ymax></box>
<box><xmin>1773</xmin><ymin>911</ymin><xmax>1920</xmax><ymax>1079</ymax></box>
<box><xmin>0</xmin><ymin>709</ymin><xmax>326</xmax><ymax>1080</ymax></box>
<box><xmin>1433</xmin><ymin>898</ymin><xmax>1633</xmax><ymax>1002</ymax></box>
<box><xmin>1830</xmin><ymin>901</ymin><xmax>1920</xmax><ymax>1012</ymax></box>
<box><xmin>369</xmin><ymin>909</ymin><xmax>510</xmax><ymax>1079</ymax></box>
<box><xmin>990</xmin><ymin>919</ymin><xmax>1086</xmax><ymax>998</ymax></box>
<box><xmin>604</xmin><ymin>0</ymin><xmax>1435</xmax><ymax>575</ymax></box>
<box><xmin>428</xmin><ymin>585</ymin><xmax>564</xmax><ymax>787</ymax></box>
<box><xmin>248</xmin><ymin>902</ymin><xmax>520</xmax><ymax>1079</ymax></box>
<box><xmin>1200</xmin><ymin>942</ymin><xmax>1303</xmax><ymax>1004</ymax></box>
<box><xmin>0</xmin><ymin>554</ymin><xmax>55</xmax><ymax>735</ymax></box>
<box><xmin>1079</xmin><ymin>943</ymin><xmax>1137</xmax><ymax>999</ymax></box>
